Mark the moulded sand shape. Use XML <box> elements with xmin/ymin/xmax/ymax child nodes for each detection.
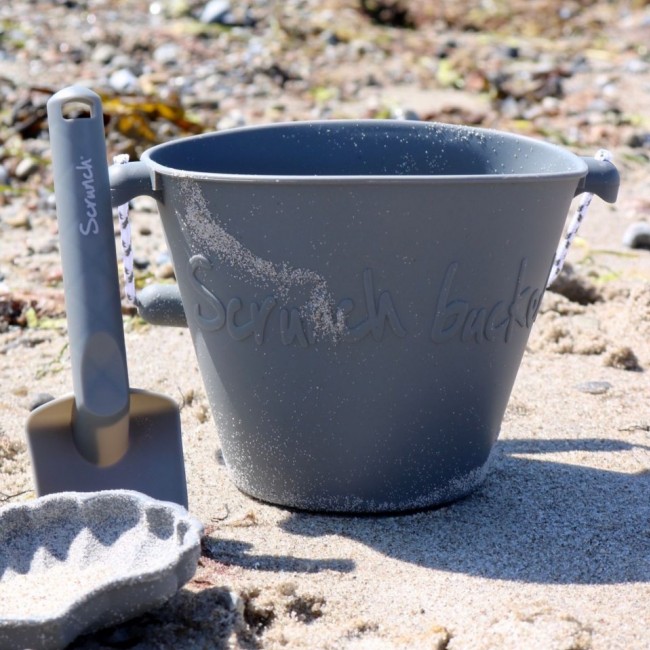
<box><xmin>0</xmin><ymin>490</ymin><xmax>203</xmax><ymax>650</ymax></box>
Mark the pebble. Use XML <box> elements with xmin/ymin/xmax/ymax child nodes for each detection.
<box><xmin>133</xmin><ymin>256</ymin><xmax>150</xmax><ymax>270</ymax></box>
<box><xmin>29</xmin><ymin>392</ymin><xmax>56</xmax><ymax>411</ymax></box>
<box><xmin>14</xmin><ymin>158</ymin><xmax>39</xmax><ymax>181</ymax></box>
<box><xmin>109</xmin><ymin>68</ymin><xmax>141</xmax><ymax>93</ymax></box>
<box><xmin>150</xmin><ymin>0</ymin><xmax>190</xmax><ymax>19</ymax></box>
<box><xmin>216</xmin><ymin>109</ymin><xmax>246</xmax><ymax>130</ymax></box>
<box><xmin>626</xmin><ymin>132</ymin><xmax>650</xmax><ymax>148</ymax></box>
<box><xmin>390</xmin><ymin>107</ymin><xmax>420</xmax><ymax>121</ymax></box>
<box><xmin>0</xmin><ymin>164</ymin><xmax>9</xmax><ymax>186</ymax></box>
<box><xmin>622</xmin><ymin>222</ymin><xmax>650</xmax><ymax>250</ymax></box>
<box><xmin>36</xmin><ymin>240</ymin><xmax>58</xmax><ymax>255</ymax></box>
<box><xmin>3</xmin><ymin>208</ymin><xmax>31</xmax><ymax>229</ymax></box>
<box><xmin>575</xmin><ymin>381</ymin><xmax>612</xmax><ymax>395</ymax></box>
<box><xmin>200</xmin><ymin>0</ymin><xmax>232</xmax><ymax>24</ymax></box>
<box><xmin>155</xmin><ymin>250</ymin><xmax>171</xmax><ymax>265</ymax></box>
<box><xmin>153</xmin><ymin>43</ymin><xmax>180</xmax><ymax>66</ymax></box>
<box><xmin>90</xmin><ymin>43</ymin><xmax>117</xmax><ymax>65</ymax></box>
<box><xmin>155</xmin><ymin>262</ymin><xmax>176</xmax><ymax>279</ymax></box>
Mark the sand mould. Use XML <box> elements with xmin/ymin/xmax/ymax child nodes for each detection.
<box><xmin>0</xmin><ymin>491</ymin><xmax>202</xmax><ymax>649</ymax></box>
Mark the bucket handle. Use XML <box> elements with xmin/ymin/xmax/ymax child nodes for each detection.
<box><xmin>109</xmin><ymin>161</ymin><xmax>188</xmax><ymax>326</ymax></box>
<box><xmin>547</xmin><ymin>149</ymin><xmax>618</xmax><ymax>287</ymax></box>
<box><xmin>575</xmin><ymin>154</ymin><xmax>619</xmax><ymax>203</ymax></box>
<box><xmin>110</xmin><ymin>152</ymin><xmax>620</xmax><ymax>328</ymax></box>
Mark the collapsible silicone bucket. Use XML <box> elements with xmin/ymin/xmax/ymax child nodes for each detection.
<box><xmin>110</xmin><ymin>120</ymin><xmax>619</xmax><ymax>512</ymax></box>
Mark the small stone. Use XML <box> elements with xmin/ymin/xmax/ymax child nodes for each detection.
<box><xmin>4</xmin><ymin>208</ymin><xmax>31</xmax><ymax>229</ymax></box>
<box><xmin>153</xmin><ymin>43</ymin><xmax>180</xmax><ymax>66</ymax></box>
<box><xmin>155</xmin><ymin>250</ymin><xmax>171</xmax><ymax>265</ymax></box>
<box><xmin>91</xmin><ymin>43</ymin><xmax>117</xmax><ymax>64</ymax></box>
<box><xmin>44</xmin><ymin>192</ymin><xmax>57</xmax><ymax>211</ymax></box>
<box><xmin>575</xmin><ymin>381</ymin><xmax>612</xmax><ymax>395</ymax></box>
<box><xmin>505</xmin><ymin>45</ymin><xmax>520</xmax><ymax>58</ymax></box>
<box><xmin>626</xmin><ymin>132</ymin><xmax>650</xmax><ymax>148</ymax></box>
<box><xmin>45</xmin><ymin>267</ymin><xmax>64</xmax><ymax>284</ymax></box>
<box><xmin>216</xmin><ymin>109</ymin><xmax>246</xmax><ymax>131</ymax></box>
<box><xmin>133</xmin><ymin>256</ymin><xmax>150</xmax><ymax>270</ymax></box>
<box><xmin>29</xmin><ymin>392</ymin><xmax>55</xmax><ymax>411</ymax></box>
<box><xmin>155</xmin><ymin>262</ymin><xmax>176</xmax><ymax>279</ymax></box>
<box><xmin>15</xmin><ymin>158</ymin><xmax>39</xmax><ymax>181</ymax></box>
<box><xmin>36</xmin><ymin>241</ymin><xmax>58</xmax><ymax>255</ymax></box>
<box><xmin>109</xmin><ymin>68</ymin><xmax>140</xmax><ymax>93</ymax></box>
<box><xmin>151</xmin><ymin>0</ymin><xmax>190</xmax><ymax>18</ymax></box>
<box><xmin>390</xmin><ymin>106</ymin><xmax>420</xmax><ymax>120</ymax></box>
<box><xmin>622</xmin><ymin>222</ymin><xmax>650</xmax><ymax>250</ymax></box>
<box><xmin>200</xmin><ymin>0</ymin><xmax>232</xmax><ymax>24</ymax></box>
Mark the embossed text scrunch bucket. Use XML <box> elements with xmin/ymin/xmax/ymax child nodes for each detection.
<box><xmin>109</xmin><ymin>119</ymin><xmax>619</xmax><ymax>512</ymax></box>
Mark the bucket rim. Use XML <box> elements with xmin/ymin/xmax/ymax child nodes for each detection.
<box><xmin>140</xmin><ymin>119</ymin><xmax>589</xmax><ymax>185</ymax></box>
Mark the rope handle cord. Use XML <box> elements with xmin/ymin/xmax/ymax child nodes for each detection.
<box><xmin>546</xmin><ymin>148</ymin><xmax>613</xmax><ymax>288</ymax></box>
<box><xmin>113</xmin><ymin>154</ymin><xmax>136</xmax><ymax>304</ymax></box>
<box><xmin>113</xmin><ymin>150</ymin><xmax>612</xmax><ymax>303</ymax></box>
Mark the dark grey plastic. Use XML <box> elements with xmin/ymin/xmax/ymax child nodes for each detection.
<box><xmin>26</xmin><ymin>86</ymin><xmax>188</xmax><ymax>507</ymax></box>
<box><xmin>108</xmin><ymin>119</ymin><xmax>619</xmax><ymax>512</ymax></box>
<box><xmin>137</xmin><ymin>283</ymin><xmax>187</xmax><ymax>327</ymax></box>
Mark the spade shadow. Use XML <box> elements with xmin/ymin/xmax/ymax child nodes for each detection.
<box><xmin>280</xmin><ymin>438</ymin><xmax>650</xmax><ymax>585</ymax></box>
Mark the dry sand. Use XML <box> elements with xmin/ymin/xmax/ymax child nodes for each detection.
<box><xmin>1</xmin><ymin>2</ymin><xmax>650</xmax><ymax>640</ymax></box>
<box><xmin>1</xmin><ymin>171</ymin><xmax>649</xmax><ymax>649</ymax></box>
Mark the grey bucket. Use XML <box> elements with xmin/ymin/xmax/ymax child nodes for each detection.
<box><xmin>110</xmin><ymin>121</ymin><xmax>619</xmax><ymax>513</ymax></box>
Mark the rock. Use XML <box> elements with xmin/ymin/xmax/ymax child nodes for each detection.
<box><xmin>390</xmin><ymin>107</ymin><xmax>420</xmax><ymax>120</ymax></box>
<box><xmin>155</xmin><ymin>262</ymin><xmax>176</xmax><ymax>279</ymax></box>
<box><xmin>150</xmin><ymin>0</ymin><xmax>190</xmax><ymax>19</ymax></box>
<box><xmin>199</xmin><ymin>0</ymin><xmax>255</xmax><ymax>26</ymax></box>
<box><xmin>216</xmin><ymin>109</ymin><xmax>246</xmax><ymax>130</ymax></box>
<box><xmin>36</xmin><ymin>241</ymin><xmax>58</xmax><ymax>255</ymax></box>
<box><xmin>3</xmin><ymin>208</ymin><xmax>31</xmax><ymax>229</ymax></box>
<box><xmin>14</xmin><ymin>158</ymin><xmax>39</xmax><ymax>181</ymax></box>
<box><xmin>133</xmin><ymin>256</ymin><xmax>150</xmax><ymax>270</ymax></box>
<box><xmin>199</xmin><ymin>0</ymin><xmax>232</xmax><ymax>24</ymax></box>
<box><xmin>29</xmin><ymin>392</ymin><xmax>55</xmax><ymax>411</ymax></box>
<box><xmin>622</xmin><ymin>222</ymin><xmax>650</xmax><ymax>250</ymax></box>
<box><xmin>575</xmin><ymin>381</ymin><xmax>612</xmax><ymax>395</ymax></box>
<box><xmin>626</xmin><ymin>132</ymin><xmax>650</xmax><ymax>148</ymax></box>
<box><xmin>91</xmin><ymin>43</ymin><xmax>117</xmax><ymax>64</ymax></box>
<box><xmin>153</xmin><ymin>43</ymin><xmax>180</xmax><ymax>66</ymax></box>
<box><xmin>109</xmin><ymin>68</ymin><xmax>140</xmax><ymax>93</ymax></box>
<box><xmin>155</xmin><ymin>250</ymin><xmax>171</xmax><ymax>265</ymax></box>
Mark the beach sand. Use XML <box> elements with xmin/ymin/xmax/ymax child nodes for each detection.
<box><xmin>1</xmin><ymin>1</ymin><xmax>649</xmax><ymax>646</ymax></box>
<box><xmin>1</xmin><ymin>181</ymin><xmax>649</xmax><ymax>649</ymax></box>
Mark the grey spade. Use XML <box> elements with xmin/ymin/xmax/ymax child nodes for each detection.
<box><xmin>25</xmin><ymin>86</ymin><xmax>187</xmax><ymax>507</ymax></box>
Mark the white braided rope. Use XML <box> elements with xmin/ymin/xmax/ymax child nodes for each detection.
<box><xmin>113</xmin><ymin>154</ymin><xmax>136</xmax><ymax>304</ymax></box>
<box><xmin>546</xmin><ymin>148</ymin><xmax>613</xmax><ymax>288</ymax></box>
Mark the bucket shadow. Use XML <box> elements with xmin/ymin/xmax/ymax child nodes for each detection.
<box><xmin>201</xmin><ymin>537</ymin><xmax>355</xmax><ymax>574</ymax></box>
<box><xmin>279</xmin><ymin>439</ymin><xmax>650</xmax><ymax>585</ymax></box>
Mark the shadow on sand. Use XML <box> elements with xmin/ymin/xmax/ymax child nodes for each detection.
<box><xmin>280</xmin><ymin>438</ymin><xmax>650</xmax><ymax>585</ymax></box>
